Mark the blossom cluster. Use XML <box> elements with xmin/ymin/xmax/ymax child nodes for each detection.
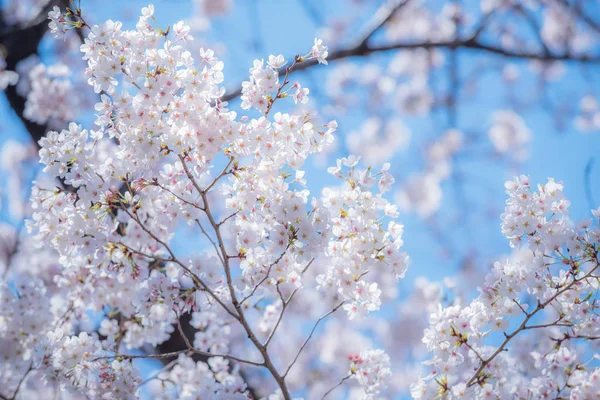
<box><xmin>412</xmin><ymin>176</ymin><xmax>600</xmax><ymax>399</ymax></box>
<box><xmin>150</xmin><ymin>354</ymin><xmax>248</xmax><ymax>399</ymax></box>
<box><xmin>23</xmin><ymin>63</ymin><xmax>77</xmax><ymax>125</ymax></box>
<box><xmin>349</xmin><ymin>349</ymin><xmax>392</xmax><ymax>398</ymax></box>
<box><xmin>240</xmin><ymin>39</ymin><xmax>326</xmax><ymax>112</ymax></box>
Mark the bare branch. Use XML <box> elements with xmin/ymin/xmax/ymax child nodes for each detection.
<box><xmin>264</xmin><ymin>258</ymin><xmax>315</xmax><ymax>348</ymax></box>
<box><xmin>176</xmin><ymin>317</ymin><xmax>194</xmax><ymax>350</ymax></box>
<box><xmin>355</xmin><ymin>0</ymin><xmax>410</xmax><ymax>49</ymax></box>
<box><xmin>554</xmin><ymin>0</ymin><xmax>600</xmax><ymax>35</ymax></box>
<box><xmin>321</xmin><ymin>374</ymin><xmax>352</xmax><ymax>399</ymax></box>
<box><xmin>195</xmin><ymin>218</ymin><xmax>225</xmax><ymax>265</ymax></box>
<box><xmin>284</xmin><ymin>301</ymin><xmax>346</xmax><ymax>378</ymax></box>
<box><xmin>7</xmin><ymin>364</ymin><xmax>32</xmax><ymax>400</ymax></box>
<box><xmin>221</xmin><ymin>37</ymin><xmax>600</xmax><ymax>102</ymax></box>
<box><xmin>204</xmin><ymin>157</ymin><xmax>234</xmax><ymax>194</ymax></box>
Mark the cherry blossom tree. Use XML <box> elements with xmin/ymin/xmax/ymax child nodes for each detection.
<box><xmin>0</xmin><ymin>1</ymin><xmax>600</xmax><ymax>399</ymax></box>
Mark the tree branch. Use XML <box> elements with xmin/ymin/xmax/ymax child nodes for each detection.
<box><xmin>221</xmin><ymin>37</ymin><xmax>600</xmax><ymax>102</ymax></box>
<box><xmin>355</xmin><ymin>0</ymin><xmax>410</xmax><ymax>50</ymax></box>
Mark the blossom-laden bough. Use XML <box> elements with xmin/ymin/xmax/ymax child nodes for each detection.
<box><xmin>1</xmin><ymin>4</ymin><xmax>407</xmax><ymax>400</ymax></box>
<box><xmin>413</xmin><ymin>176</ymin><xmax>600</xmax><ymax>399</ymax></box>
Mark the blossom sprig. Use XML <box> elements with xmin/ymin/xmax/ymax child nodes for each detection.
<box><xmin>48</xmin><ymin>1</ymin><xmax>91</xmax><ymax>39</ymax></box>
<box><xmin>240</xmin><ymin>38</ymin><xmax>328</xmax><ymax>113</ymax></box>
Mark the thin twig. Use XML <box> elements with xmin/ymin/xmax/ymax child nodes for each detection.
<box><xmin>8</xmin><ymin>364</ymin><xmax>32</xmax><ymax>400</ymax></box>
<box><xmin>138</xmin><ymin>357</ymin><xmax>180</xmax><ymax>387</ymax></box>
<box><xmin>284</xmin><ymin>301</ymin><xmax>346</xmax><ymax>377</ymax></box>
<box><xmin>154</xmin><ymin>181</ymin><xmax>203</xmax><ymax>210</ymax></box>
<box><xmin>204</xmin><ymin>158</ymin><xmax>234</xmax><ymax>193</ymax></box>
<box><xmin>94</xmin><ymin>348</ymin><xmax>263</xmax><ymax>367</ymax></box>
<box><xmin>264</xmin><ymin>258</ymin><xmax>315</xmax><ymax>348</ymax></box>
<box><xmin>195</xmin><ymin>218</ymin><xmax>225</xmax><ymax>264</ymax></box>
<box><xmin>240</xmin><ymin>244</ymin><xmax>295</xmax><ymax>304</ymax></box>
<box><xmin>355</xmin><ymin>0</ymin><xmax>410</xmax><ymax>49</ymax></box>
<box><xmin>218</xmin><ymin>210</ymin><xmax>240</xmax><ymax>227</ymax></box>
<box><xmin>94</xmin><ymin>349</ymin><xmax>189</xmax><ymax>361</ymax></box>
<box><xmin>321</xmin><ymin>374</ymin><xmax>352</xmax><ymax>399</ymax></box>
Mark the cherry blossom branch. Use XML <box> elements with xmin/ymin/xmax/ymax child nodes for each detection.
<box><xmin>153</xmin><ymin>181</ymin><xmax>203</xmax><ymax>210</ymax></box>
<box><xmin>95</xmin><ymin>349</ymin><xmax>189</xmax><ymax>361</ymax></box>
<box><xmin>551</xmin><ymin>332</ymin><xmax>600</xmax><ymax>347</ymax></box>
<box><xmin>554</xmin><ymin>0</ymin><xmax>600</xmax><ymax>35</ymax></box>
<box><xmin>218</xmin><ymin>210</ymin><xmax>240</xmax><ymax>227</ymax></box>
<box><xmin>466</xmin><ymin>254</ymin><xmax>600</xmax><ymax>387</ymax></box>
<box><xmin>469</xmin><ymin>9</ymin><xmax>499</xmax><ymax>39</ymax></box>
<box><xmin>523</xmin><ymin>321</ymin><xmax>573</xmax><ymax>330</ymax></box>
<box><xmin>204</xmin><ymin>157</ymin><xmax>234</xmax><ymax>193</ymax></box>
<box><xmin>188</xmin><ymin>166</ymin><xmax>293</xmax><ymax>399</ymax></box>
<box><xmin>113</xmin><ymin>241</ymin><xmax>171</xmax><ymax>264</ymax></box>
<box><xmin>190</xmin><ymin>350</ymin><xmax>264</xmax><ymax>366</ymax></box>
<box><xmin>138</xmin><ymin>357</ymin><xmax>180</xmax><ymax>387</ymax></box>
<box><xmin>263</xmin><ymin>55</ymin><xmax>302</xmax><ymax>117</ymax></box>
<box><xmin>116</xmin><ymin>203</ymin><xmax>177</xmax><ymax>261</ymax></box>
<box><xmin>264</xmin><ymin>284</ymin><xmax>298</xmax><ymax>348</ymax></box>
<box><xmin>202</xmin><ymin>209</ymin><xmax>292</xmax><ymax>397</ymax></box>
<box><xmin>461</xmin><ymin>339</ymin><xmax>486</xmax><ymax>364</ymax></box>
<box><xmin>177</xmin><ymin>154</ymin><xmax>206</xmax><ymax>198</ymax></box>
<box><xmin>176</xmin><ymin>316</ymin><xmax>194</xmax><ymax>350</ymax></box>
<box><xmin>513</xmin><ymin>4</ymin><xmax>551</xmax><ymax>56</ymax></box>
<box><xmin>512</xmin><ymin>298</ymin><xmax>529</xmax><ymax>316</ymax></box>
